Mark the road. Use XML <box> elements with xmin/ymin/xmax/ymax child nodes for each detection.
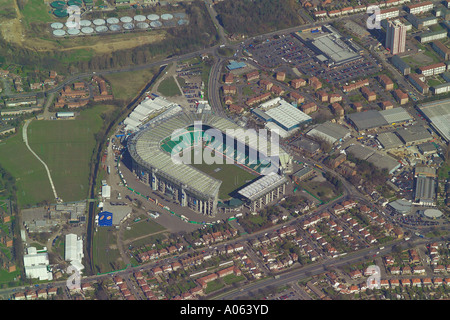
<box><xmin>211</xmin><ymin>234</ymin><xmax>448</xmax><ymax>300</ymax></box>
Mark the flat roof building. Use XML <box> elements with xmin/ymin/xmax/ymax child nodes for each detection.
<box><xmin>395</xmin><ymin>125</ymin><xmax>432</xmax><ymax>145</ymax></box>
<box><xmin>377</xmin><ymin>131</ymin><xmax>404</xmax><ymax>149</ymax></box>
<box><xmin>417</xmin><ymin>99</ymin><xmax>450</xmax><ymax>143</ymax></box>
<box><xmin>379</xmin><ymin>107</ymin><xmax>413</xmax><ymax>124</ymax></box>
<box><xmin>306</xmin><ymin>121</ymin><xmax>351</xmax><ymax>144</ymax></box>
<box><xmin>391</xmin><ymin>55</ymin><xmax>411</xmax><ymax>75</ymax></box>
<box><xmin>346</xmin><ymin>110</ymin><xmax>389</xmax><ymax>131</ymax></box>
<box><xmin>414</xmin><ymin>176</ymin><xmax>436</xmax><ymax>206</ymax></box>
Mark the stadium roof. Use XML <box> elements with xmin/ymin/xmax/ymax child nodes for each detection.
<box><xmin>377</xmin><ymin>132</ymin><xmax>404</xmax><ymax>149</ymax></box>
<box><xmin>237</xmin><ymin>173</ymin><xmax>288</xmax><ymax>201</ymax></box>
<box><xmin>347</xmin><ymin>110</ymin><xmax>388</xmax><ymax>131</ymax></box>
<box><xmin>306</xmin><ymin>121</ymin><xmax>350</xmax><ymax>144</ymax></box>
<box><xmin>128</xmin><ymin>113</ymin><xmax>290</xmax><ymax>200</ymax></box>
<box><xmin>417</xmin><ymin>98</ymin><xmax>450</xmax><ymax>142</ymax></box>
<box><xmin>379</xmin><ymin>107</ymin><xmax>413</xmax><ymax>124</ymax></box>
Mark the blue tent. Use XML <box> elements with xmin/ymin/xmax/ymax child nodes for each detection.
<box><xmin>98</xmin><ymin>211</ymin><xmax>113</xmax><ymax>226</ymax></box>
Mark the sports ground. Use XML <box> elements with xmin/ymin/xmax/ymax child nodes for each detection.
<box><xmin>0</xmin><ymin>105</ymin><xmax>115</xmax><ymax>207</ymax></box>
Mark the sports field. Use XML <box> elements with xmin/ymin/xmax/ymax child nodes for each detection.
<box><xmin>0</xmin><ymin>105</ymin><xmax>114</xmax><ymax>207</ymax></box>
<box><xmin>191</xmin><ymin>155</ymin><xmax>258</xmax><ymax>200</ymax></box>
<box><xmin>0</xmin><ymin>128</ymin><xmax>54</xmax><ymax>207</ymax></box>
<box><xmin>27</xmin><ymin>105</ymin><xmax>115</xmax><ymax>203</ymax></box>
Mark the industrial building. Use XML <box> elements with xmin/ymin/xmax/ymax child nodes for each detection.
<box><xmin>346</xmin><ymin>144</ymin><xmax>401</xmax><ymax>174</ymax></box>
<box><xmin>237</xmin><ymin>173</ymin><xmax>288</xmax><ymax>212</ymax></box>
<box><xmin>65</xmin><ymin>233</ymin><xmax>84</xmax><ymax>274</ymax></box>
<box><xmin>295</xmin><ymin>25</ymin><xmax>362</xmax><ymax>67</ymax></box>
<box><xmin>306</xmin><ymin>121</ymin><xmax>351</xmax><ymax>145</ymax></box>
<box><xmin>252</xmin><ymin>98</ymin><xmax>312</xmax><ymax>136</ymax></box>
<box><xmin>414</xmin><ymin>176</ymin><xmax>436</xmax><ymax>206</ymax></box>
<box><xmin>377</xmin><ymin>131</ymin><xmax>404</xmax><ymax>149</ymax></box>
<box><xmin>23</xmin><ymin>247</ymin><xmax>53</xmax><ymax>281</ymax></box>
<box><xmin>395</xmin><ymin>125</ymin><xmax>433</xmax><ymax>145</ymax></box>
<box><xmin>346</xmin><ymin>110</ymin><xmax>389</xmax><ymax>131</ymax></box>
<box><xmin>379</xmin><ymin>107</ymin><xmax>413</xmax><ymax>125</ymax></box>
<box><xmin>417</xmin><ymin>99</ymin><xmax>450</xmax><ymax>143</ymax></box>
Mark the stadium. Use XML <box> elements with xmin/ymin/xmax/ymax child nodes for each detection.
<box><xmin>127</xmin><ymin>113</ymin><xmax>291</xmax><ymax>216</ymax></box>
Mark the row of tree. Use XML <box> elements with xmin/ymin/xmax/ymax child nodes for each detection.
<box><xmin>215</xmin><ymin>0</ymin><xmax>304</xmax><ymax>37</ymax></box>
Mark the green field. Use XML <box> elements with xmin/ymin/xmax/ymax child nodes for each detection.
<box><xmin>0</xmin><ymin>105</ymin><xmax>114</xmax><ymax>207</ymax></box>
<box><xmin>20</xmin><ymin>0</ymin><xmax>54</xmax><ymax>25</ymax></box>
<box><xmin>123</xmin><ymin>219</ymin><xmax>166</xmax><ymax>241</ymax></box>
<box><xmin>0</xmin><ymin>128</ymin><xmax>54</xmax><ymax>207</ymax></box>
<box><xmin>157</xmin><ymin>76</ymin><xmax>181</xmax><ymax>97</ymax></box>
<box><xmin>27</xmin><ymin>105</ymin><xmax>114</xmax><ymax>203</ymax></box>
<box><xmin>191</xmin><ymin>159</ymin><xmax>257</xmax><ymax>200</ymax></box>
<box><xmin>93</xmin><ymin>226</ymin><xmax>125</xmax><ymax>274</ymax></box>
<box><xmin>104</xmin><ymin>68</ymin><xmax>156</xmax><ymax>101</ymax></box>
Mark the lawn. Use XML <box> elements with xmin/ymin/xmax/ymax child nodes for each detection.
<box><xmin>104</xmin><ymin>68</ymin><xmax>156</xmax><ymax>102</ymax></box>
<box><xmin>157</xmin><ymin>76</ymin><xmax>181</xmax><ymax>97</ymax></box>
<box><xmin>27</xmin><ymin>105</ymin><xmax>115</xmax><ymax>203</ymax></box>
<box><xmin>204</xmin><ymin>278</ymin><xmax>225</xmax><ymax>294</ymax></box>
<box><xmin>123</xmin><ymin>219</ymin><xmax>166</xmax><ymax>241</ymax></box>
<box><xmin>93</xmin><ymin>226</ymin><xmax>125</xmax><ymax>274</ymax></box>
<box><xmin>0</xmin><ymin>127</ymin><xmax>54</xmax><ymax>207</ymax></box>
<box><xmin>20</xmin><ymin>0</ymin><xmax>54</xmax><ymax>25</ymax></box>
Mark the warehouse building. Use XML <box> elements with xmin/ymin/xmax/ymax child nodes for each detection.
<box><xmin>346</xmin><ymin>110</ymin><xmax>389</xmax><ymax>131</ymax></box>
<box><xmin>346</xmin><ymin>144</ymin><xmax>401</xmax><ymax>174</ymax></box>
<box><xmin>414</xmin><ymin>176</ymin><xmax>436</xmax><ymax>206</ymax></box>
<box><xmin>252</xmin><ymin>98</ymin><xmax>312</xmax><ymax>136</ymax></box>
<box><xmin>306</xmin><ymin>121</ymin><xmax>351</xmax><ymax>145</ymax></box>
<box><xmin>395</xmin><ymin>125</ymin><xmax>433</xmax><ymax>145</ymax></box>
<box><xmin>65</xmin><ymin>233</ymin><xmax>84</xmax><ymax>274</ymax></box>
<box><xmin>295</xmin><ymin>25</ymin><xmax>363</xmax><ymax>67</ymax></box>
<box><xmin>379</xmin><ymin>107</ymin><xmax>413</xmax><ymax>125</ymax></box>
<box><xmin>417</xmin><ymin>99</ymin><xmax>450</xmax><ymax>143</ymax></box>
<box><xmin>377</xmin><ymin>131</ymin><xmax>404</xmax><ymax>149</ymax></box>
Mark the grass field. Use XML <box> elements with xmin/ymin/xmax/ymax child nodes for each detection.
<box><xmin>20</xmin><ymin>0</ymin><xmax>54</xmax><ymax>25</ymax></box>
<box><xmin>123</xmin><ymin>219</ymin><xmax>166</xmax><ymax>241</ymax></box>
<box><xmin>27</xmin><ymin>105</ymin><xmax>114</xmax><ymax>203</ymax></box>
<box><xmin>191</xmin><ymin>159</ymin><xmax>258</xmax><ymax>200</ymax></box>
<box><xmin>104</xmin><ymin>68</ymin><xmax>156</xmax><ymax>101</ymax></box>
<box><xmin>93</xmin><ymin>226</ymin><xmax>126</xmax><ymax>274</ymax></box>
<box><xmin>157</xmin><ymin>76</ymin><xmax>181</xmax><ymax>97</ymax></box>
<box><xmin>0</xmin><ymin>128</ymin><xmax>54</xmax><ymax>207</ymax></box>
<box><xmin>0</xmin><ymin>105</ymin><xmax>114</xmax><ymax>207</ymax></box>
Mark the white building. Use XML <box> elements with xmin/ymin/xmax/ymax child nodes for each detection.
<box><xmin>65</xmin><ymin>234</ymin><xmax>84</xmax><ymax>273</ymax></box>
<box><xmin>23</xmin><ymin>247</ymin><xmax>53</xmax><ymax>281</ymax></box>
